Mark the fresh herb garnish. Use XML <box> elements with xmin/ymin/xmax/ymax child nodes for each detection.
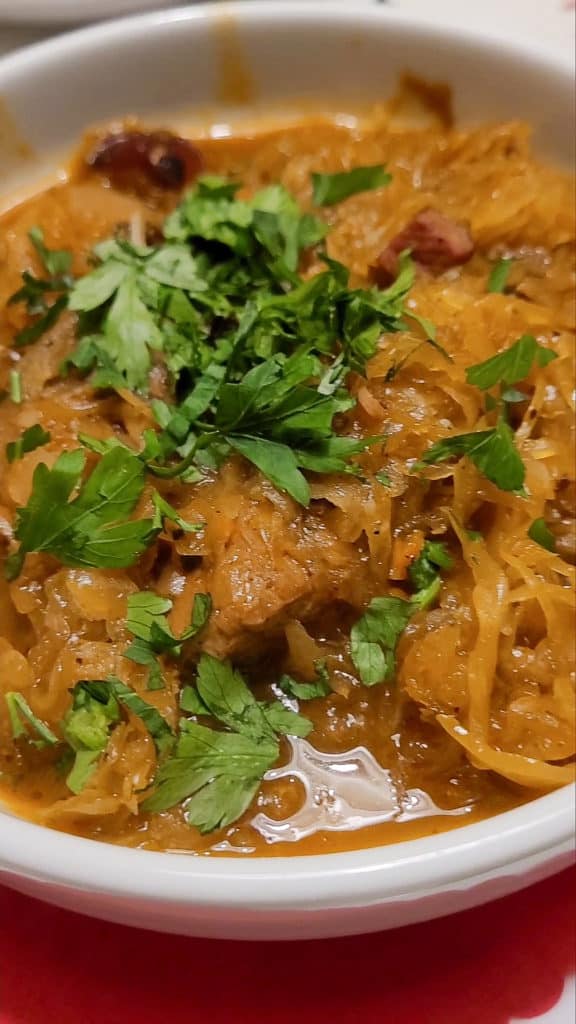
<box><xmin>59</xmin><ymin>181</ymin><xmax>329</xmax><ymax>392</ymax></box>
<box><xmin>417</xmin><ymin>335</ymin><xmax>558</xmax><ymax>492</ymax></box>
<box><xmin>408</xmin><ymin>540</ymin><xmax>453</xmax><ymax>591</ymax></box>
<box><xmin>311</xmin><ymin>165</ymin><xmax>392</xmax><ymax>207</ymax></box>
<box><xmin>6</xmin><ymin>424</ymin><xmax>51</xmax><ymax>464</ymax></box>
<box><xmin>28</xmin><ymin>225</ymin><xmax>73</xmax><ymax>280</ymax></box>
<box><xmin>487</xmin><ymin>258</ymin><xmax>513</xmax><ymax>294</ymax></box>
<box><xmin>466</xmin><ymin>334</ymin><xmax>557</xmax><ymax>392</ymax></box>
<box><xmin>124</xmin><ymin>591</ymin><xmax>211</xmax><ymax>690</ymax></box>
<box><xmin>416</xmin><ymin>334</ymin><xmax>557</xmax><ymax>492</ymax></box>
<box><xmin>151</xmin><ymin>492</ymin><xmax>203</xmax><ymax>534</ymax></box>
<box><xmin>5</xmin><ymin>692</ymin><xmax>59</xmax><ymax>747</ymax></box>
<box><xmin>350</xmin><ymin>596</ymin><xmax>414</xmax><ymax>687</ymax></box>
<box><xmin>416</xmin><ymin>419</ymin><xmax>525</xmax><ymax>492</ymax></box>
<box><xmin>9</xmin><ymin>370</ymin><xmax>22</xmax><ymax>404</ymax></box>
<box><xmin>62</xmin><ymin>678</ymin><xmax>174</xmax><ymax>792</ymax></box>
<box><xmin>148</xmin><ymin>352</ymin><xmax>382</xmax><ymax>504</ymax></box>
<box><xmin>528</xmin><ymin>517</ymin><xmax>556</xmax><ymax>552</ymax></box>
<box><xmin>62</xmin><ymin>680</ymin><xmax>122</xmax><ymax>792</ymax></box>
<box><xmin>8</xmin><ymin>228</ymin><xmax>73</xmax><ymax>347</ymax></box>
<box><xmin>278</xmin><ymin>660</ymin><xmax>332</xmax><ymax>701</ymax></box>
<box><xmin>6</xmin><ymin>173</ymin><xmax>432</xmax><ymax>506</ymax></box>
<box><xmin>5</xmin><ymin>447</ymin><xmax>159</xmax><ymax>580</ymax></box>
<box><xmin>350</xmin><ymin>576</ymin><xmax>444</xmax><ymax>688</ymax></box>
<box><xmin>144</xmin><ymin>653</ymin><xmax>312</xmax><ymax>832</ymax></box>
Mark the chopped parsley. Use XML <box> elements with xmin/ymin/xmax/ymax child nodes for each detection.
<box><xmin>417</xmin><ymin>334</ymin><xmax>557</xmax><ymax>493</ymax></box>
<box><xmin>6</xmin><ymin>424</ymin><xmax>51</xmax><ymax>464</ymax></box>
<box><xmin>350</xmin><ymin>572</ymin><xmax>446</xmax><ymax>688</ymax></box>
<box><xmin>62</xmin><ymin>680</ymin><xmax>122</xmax><ymax>792</ymax></box>
<box><xmin>62</xmin><ymin>678</ymin><xmax>175</xmax><ymax>793</ymax></box>
<box><xmin>487</xmin><ymin>257</ymin><xmax>513</xmax><ymax>294</ymax></box>
<box><xmin>350</xmin><ymin>596</ymin><xmax>414</xmax><ymax>687</ymax></box>
<box><xmin>311</xmin><ymin>165</ymin><xmax>392</xmax><ymax>207</ymax></box>
<box><xmin>147</xmin><ymin>350</ymin><xmax>383</xmax><ymax>504</ymax></box>
<box><xmin>124</xmin><ymin>591</ymin><xmax>211</xmax><ymax>690</ymax></box>
<box><xmin>9</xmin><ymin>370</ymin><xmax>22</xmax><ymax>404</ymax></box>
<box><xmin>144</xmin><ymin>653</ymin><xmax>312</xmax><ymax>832</ymax></box>
<box><xmin>528</xmin><ymin>517</ymin><xmax>556</xmax><ymax>552</ymax></box>
<box><xmin>466</xmin><ymin>334</ymin><xmax>557</xmax><ymax>392</ymax></box>
<box><xmin>408</xmin><ymin>540</ymin><xmax>453</xmax><ymax>591</ymax></box>
<box><xmin>278</xmin><ymin>661</ymin><xmax>332</xmax><ymax>701</ymax></box>
<box><xmin>5</xmin><ymin>447</ymin><xmax>159</xmax><ymax>580</ymax></box>
<box><xmin>416</xmin><ymin>419</ymin><xmax>525</xmax><ymax>492</ymax></box>
<box><xmin>28</xmin><ymin>225</ymin><xmax>73</xmax><ymax>280</ymax></box>
<box><xmin>5</xmin><ymin>692</ymin><xmax>59</xmax><ymax>748</ymax></box>
<box><xmin>8</xmin><ymin>175</ymin><xmax>425</xmax><ymax>505</ymax></box>
<box><xmin>8</xmin><ymin>227</ymin><xmax>73</xmax><ymax>347</ymax></box>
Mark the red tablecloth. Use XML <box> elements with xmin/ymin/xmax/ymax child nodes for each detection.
<box><xmin>0</xmin><ymin>867</ymin><xmax>574</xmax><ymax>1024</ymax></box>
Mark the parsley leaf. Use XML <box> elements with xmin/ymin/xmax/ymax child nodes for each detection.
<box><xmin>8</xmin><ymin>228</ymin><xmax>72</xmax><ymax>347</ymax></box>
<box><xmin>466</xmin><ymin>334</ymin><xmax>557</xmax><ymax>391</ymax></box>
<box><xmin>143</xmin><ymin>653</ymin><xmax>312</xmax><ymax>832</ymax></box>
<box><xmin>100</xmin><ymin>273</ymin><xmax>164</xmax><ymax>391</ymax></box>
<box><xmin>62</xmin><ymin>678</ymin><xmax>175</xmax><ymax>792</ymax></box>
<box><xmin>126</xmin><ymin>591</ymin><xmax>211</xmax><ymax>656</ymax></box>
<box><xmin>122</xmin><ymin>640</ymin><xmax>165</xmax><ymax>692</ymax></box>
<box><xmin>29</xmin><ymin>226</ymin><xmax>72</xmax><ymax>279</ymax></box>
<box><xmin>126</xmin><ymin>591</ymin><xmax>173</xmax><ymax>642</ymax></box>
<box><xmin>419</xmin><ymin>334</ymin><xmax>558</xmax><ymax>493</ymax></box>
<box><xmin>311</xmin><ymin>165</ymin><xmax>392</xmax><ymax>206</ymax></box>
<box><xmin>409</xmin><ymin>540</ymin><xmax>453</xmax><ymax>591</ymax></box>
<box><xmin>144</xmin><ymin>721</ymin><xmax>277</xmax><ymax>831</ymax></box>
<box><xmin>9</xmin><ymin>370</ymin><xmax>22</xmax><ymax>404</ymax></box>
<box><xmin>13</xmin><ymin>294</ymin><xmax>69</xmax><ymax>349</ymax></box>
<box><xmin>350</xmin><ymin>596</ymin><xmax>414</xmax><ymax>686</ymax></box>
<box><xmin>279</xmin><ymin>661</ymin><xmax>332</xmax><ymax>701</ymax></box>
<box><xmin>5</xmin><ymin>692</ymin><xmax>59</xmax><ymax>748</ymax></box>
<box><xmin>487</xmin><ymin>257</ymin><xmax>513</xmax><ymax>294</ymax></box>
<box><xmin>6</xmin><ymin>424</ymin><xmax>51</xmax><ymax>464</ymax></box>
<box><xmin>192</xmin><ymin>654</ymin><xmax>310</xmax><ymax>743</ymax></box>
<box><xmin>62</xmin><ymin>680</ymin><xmax>121</xmax><ymax>793</ymax></box>
<box><xmin>124</xmin><ymin>591</ymin><xmax>211</xmax><ymax>689</ymax></box>
<box><xmin>68</xmin><ymin>259</ymin><xmax>129</xmax><ymax>311</ymax></box>
<box><xmin>151</xmin><ymin>492</ymin><xmax>204</xmax><ymax>534</ymax></box>
<box><xmin>528</xmin><ymin>517</ymin><xmax>556</xmax><ymax>552</ymax></box>
<box><xmin>350</xmin><ymin>571</ymin><xmax>447</xmax><ymax>687</ymax></box>
<box><xmin>228</xmin><ymin>435</ymin><xmax>310</xmax><ymax>505</ymax></box>
<box><xmin>416</xmin><ymin>419</ymin><xmax>525</xmax><ymax>492</ymax></box>
<box><xmin>106</xmin><ymin>677</ymin><xmax>174</xmax><ymax>756</ymax></box>
<box><xmin>5</xmin><ymin>447</ymin><xmax>158</xmax><ymax>580</ymax></box>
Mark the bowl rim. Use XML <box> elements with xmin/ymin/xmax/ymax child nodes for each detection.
<box><xmin>0</xmin><ymin>0</ymin><xmax>574</xmax><ymax>78</ymax></box>
<box><xmin>0</xmin><ymin>2</ymin><xmax>574</xmax><ymax>911</ymax></box>
<box><xmin>0</xmin><ymin>788</ymin><xmax>574</xmax><ymax>907</ymax></box>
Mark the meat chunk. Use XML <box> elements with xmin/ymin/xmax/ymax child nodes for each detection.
<box><xmin>370</xmin><ymin>208</ymin><xmax>474</xmax><ymax>285</ymax></box>
<box><xmin>85</xmin><ymin>130</ymin><xmax>203</xmax><ymax>195</ymax></box>
<box><xmin>203</xmin><ymin>504</ymin><xmax>365</xmax><ymax>659</ymax></box>
<box><xmin>168</xmin><ymin>468</ymin><xmax>368</xmax><ymax>660</ymax></box>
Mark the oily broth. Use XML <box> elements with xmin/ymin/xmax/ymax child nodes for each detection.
<box><xmin>0</xmin><ymin>95</ymin><xmax>574</xmax><ymax>856</ymax></box>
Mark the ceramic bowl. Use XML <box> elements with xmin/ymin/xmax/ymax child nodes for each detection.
<box><xmin>0</xmin><ymin>2</ymin><xmax>573</xmax><ymax>940</ymax></box>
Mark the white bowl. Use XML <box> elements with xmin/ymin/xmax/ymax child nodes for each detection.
<box><xmin>0</xmin><ymin>2</ymin><xmax>574</xmax><ymax>940</ymax></box>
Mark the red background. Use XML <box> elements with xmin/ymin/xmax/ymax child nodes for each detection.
<box><xmin>0</xmin><ymin>867</ymin><xmax>574</xmax><ymax>1024</ymax></box>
